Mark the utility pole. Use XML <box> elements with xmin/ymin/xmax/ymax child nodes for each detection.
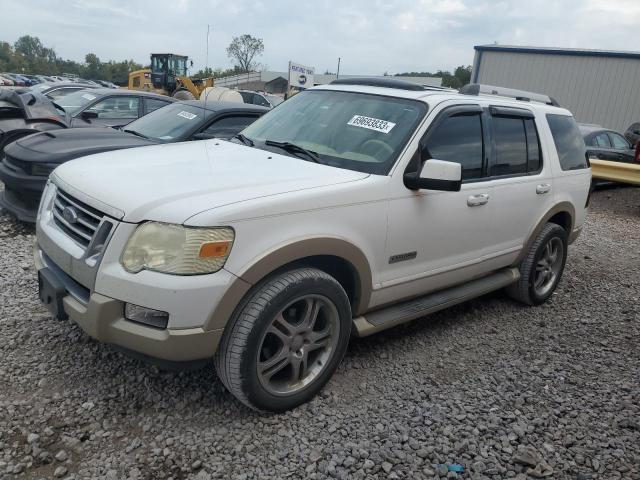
<box><xmin>336</xmin><ymin>57</ymin><xmax>341</xmax><ymax>79</ymax></box>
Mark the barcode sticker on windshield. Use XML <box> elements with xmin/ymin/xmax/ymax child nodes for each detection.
<box><xmin>82</xmin><ymin>93</ymin><xmax>96</xmax><ymax>101</ymax></box>
<box><xmin>177</xmin><ymin>111</ymin><xmax>197</xmax><ymax>120</ymax></box>
<box><xmin>347</xmin><ymin>115</ymin><xmax>396</xmax><ymax>134</ymax></box>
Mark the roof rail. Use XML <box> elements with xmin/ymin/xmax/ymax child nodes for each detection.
<box><xmin>460</xmin><ymin>83</ymin><xmax>560</xmax><ymax>107</ymax></box>
<box><xmin>330</xmin><ymin>77</ymin><xmax>427</xmax><ymax>91</ymax></box>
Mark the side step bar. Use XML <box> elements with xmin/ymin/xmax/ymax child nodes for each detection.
<box><xmin>353</xmin><ymin>267</ymin><xmax>520</xmax><ymax>337</ymax></box>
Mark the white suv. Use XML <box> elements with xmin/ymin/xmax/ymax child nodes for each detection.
<box><xmin>34</xmin><ymin>79</ymin><xmax>591</xmax><ymax>411</ymax></box>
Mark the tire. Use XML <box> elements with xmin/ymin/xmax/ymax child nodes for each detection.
<box><xmin>507</xmin><ymin>222</ymin><xmax>568</xmax><ymax>305</ymax></box>
<box><xmin>215</xmin><ymin>268</ymin><xmax>352</xmax><ymax>412</ymax></box>
<box><xmin>172</xmin><ymin>89</ymin><xmax>195</xmax><ymax>101</ymax></box>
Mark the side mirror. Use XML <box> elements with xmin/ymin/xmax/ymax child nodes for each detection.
<box><xmin>81</xmin><ymin>110</ymin><xmax>98</xmax><ymax>120</ymax></box>
<box><xmin>404</xmin><ymin>159</ymin><xmax>462</xmax><ymax>192</ymax></box>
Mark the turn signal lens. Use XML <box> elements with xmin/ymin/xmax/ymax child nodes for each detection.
<box><xmin>199</xmin><ymin>241</ymin><xmax>231</xmax><ymax>258</ymax></box>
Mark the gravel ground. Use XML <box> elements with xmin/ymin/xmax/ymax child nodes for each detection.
<box><xmin>0</xmin><ymin>186</ymin><xmax>639</xmax><ymax>480</ymax></box>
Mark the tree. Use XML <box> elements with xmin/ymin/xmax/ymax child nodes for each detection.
<box><xmin>395</xmin><ymin>65</ymin><xmax>472</xmax><ymax>89</ymax></box>
<box><xmin>226</xmin><ymin>34</ymin><xmax>264</xmax><ymax>73</ymax></box>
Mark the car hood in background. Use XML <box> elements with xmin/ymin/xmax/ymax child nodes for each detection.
<box><xmin>0</xmin><ymin>89</ymin><xmax>66</xmax><ymax>124</ymax></box>
<box><xmin>52</xmin><ymin>140</ymin><xmax>370</xmax><ymax>224</ymax></box>
<box><xmin>7</xmin><ymin>127</ymin><xmax>158</xmax><ymax>164</ymax></box>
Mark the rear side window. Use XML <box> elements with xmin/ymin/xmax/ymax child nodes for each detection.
<box><xmin>546</xmin><ymin>114</ymin><xmax>588</xmax><ymax>170</ymax></box>
<box><xmin>592</xmin><ymin>133</ymin><xmax>611</xmax><ymax>148</ymax></box>
<box><xmin>492</xmin><ymin>117</ymin><xmax>527</xmax><ymax>175</ymax></box>
<box><xmin>426</xmin><ymin>113</ymin><xmax>483</xmax><ymax>180</ymax></box>
<box><xmin>491</xmin><ymin>116</ymin><xmax>542</xmax><ymax>176</ymax></box>
<box><xmin>144</xmin><ymin>98</ymin><xmax>171</xmax><ymax>115</ymax></box>
<box><xmin>201</xmin><ymin>115</ymin><xmax>260</xmax><ymax>139</ymax></box>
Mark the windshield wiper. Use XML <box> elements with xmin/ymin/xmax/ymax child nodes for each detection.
<box><xmin>264</xmin><ymin>140</ymin><xmax>322</xmax><ymax>164</ymax></box>
<box><xmin>233</xmin><ymin>133</ymin><xmax>254</xmax><ymax>146</ymax></box>
<box><xmin>123</xmin><ymin>129</ymin><xmax>149</xmax><ymax>139</ymax></box>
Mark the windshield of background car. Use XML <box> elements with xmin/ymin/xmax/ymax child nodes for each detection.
<box><xmin>57</xmin><ymin>90</ymin><xmax>100</xmax><ymax>115</ymax></box>
<box><xmin>125</xmin><ymin>103</ymin><xmax>205</xmax><ymax>141</ymax></box>
<box><xmin>240</xmin><ymin>89</ymin><xmax>427</xmax><ymax>174</ymax></box>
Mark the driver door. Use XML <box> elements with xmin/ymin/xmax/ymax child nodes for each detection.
<box><xmin>380</xmin><ymin>104</ymin><xmax>499</xmax><ymax>303</ymax></box>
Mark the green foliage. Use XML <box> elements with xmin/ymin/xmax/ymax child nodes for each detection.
<box><xmin>396</xmin><ymin>65</ymin><xmax>472</xmax><ymax>89</ymax></box>
<box><xmin>193</xmin><ymin>66</ymin><xmax>245</xmax><ymax>79</ymax></box>
<box><xmin>226</xmin><ymin>34</ymin><xmax>264</xmax><ymax>73</ymax></box>
<box><xmin>0</xmin><ymin>35</ymin><xmax>143</xmax><ymax>85</ymax></box>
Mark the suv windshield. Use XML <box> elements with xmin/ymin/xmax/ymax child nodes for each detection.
<box><xmin>240</xmin><ymin>89</ymin><xmax>427</xmax><ymax>174</ymax></box>
<box><xmin>57</xmin><ymin>90</ymin><xmax>100</xmax><ymax>115</ymax></box>
<box><xmin>123</xmin><ymin>103</ymin><xmax>205</xmax><ymax>141</ymax></box>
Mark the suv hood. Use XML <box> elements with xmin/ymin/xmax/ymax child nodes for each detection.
<box><xmin>7</xmin><ymin>127</ymin><xmax>157</xmax><ymax>164</ymax></box>
<box><xmin>52</xmin><ymin>140</ymin><xmax>370</xmax><ymax>224</ymax></box>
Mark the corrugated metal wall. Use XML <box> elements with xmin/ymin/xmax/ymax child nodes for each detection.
<box><xmin>473</xmin><ymin>51</ymin><xmax>640</xmax><ymax>132</ymax></box>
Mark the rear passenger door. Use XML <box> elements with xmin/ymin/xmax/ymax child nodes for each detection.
<box><xmin>487</xmin><ymin>107</ymin><xmax>555</xmax><ymax>260</ymax></box>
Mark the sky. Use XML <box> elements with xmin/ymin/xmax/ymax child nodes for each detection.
<box><xmin>1</xmin><ymin>0</ymin><xmax>639</xmax><ymax>75</ymax></box>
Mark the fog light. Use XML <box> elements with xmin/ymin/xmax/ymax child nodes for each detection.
<box><xmin>124</xmin><ymin>303</ymin><xmax>169</xmax><ymax>329</ymax></box>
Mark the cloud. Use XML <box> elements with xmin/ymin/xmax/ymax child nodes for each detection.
<box><xmin>1</xmin><ymin>0</ymin><xmax>639</xmax><ymax>75</ymax></box>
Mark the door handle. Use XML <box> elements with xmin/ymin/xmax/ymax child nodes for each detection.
<box><xmin>467</xmin><ymin>193</ymin><xmax>489</xmax><ymax>207</ymax></box>
<box><xmin>536</xmin><ymin>183</ymin><xmax>552</xmax><ymax>195</ymax></box>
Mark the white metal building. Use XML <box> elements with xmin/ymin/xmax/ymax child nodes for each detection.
<box><xmin>471</xmin><ymin>45</ymin><xmax>640</xmax><ymax>132</ymax></box>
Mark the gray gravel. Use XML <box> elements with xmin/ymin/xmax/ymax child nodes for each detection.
<box><xmin>1</xmin><ymin>186</ymin><xmax>639</xmax><ymax>480</ymax></box>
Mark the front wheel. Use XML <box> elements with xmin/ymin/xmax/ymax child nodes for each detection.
<box><xmin>214</xmin><ymin>268</ymin><xmax>352</xmax><ymax>412</ymax></box>
<box><xmin>507</xmin><ymin>222</ymin><xmax>568</xmax><ymax>305</ymax></box>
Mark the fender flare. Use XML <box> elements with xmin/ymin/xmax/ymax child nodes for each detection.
<box><xmin>205</xmin><ymin>236</ymin><xmax>373</xmax><ymax>331</ymax></box>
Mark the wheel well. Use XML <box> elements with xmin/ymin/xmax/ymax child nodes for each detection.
<box><xmin>274</xmin><ymin>256</ymin><xmax>360</xmax><ymax>313</ymax></box>
<box><xmin>548</xmin><ymin>211</ymin><xmax>572</xmax><ymax>233</ymax></box>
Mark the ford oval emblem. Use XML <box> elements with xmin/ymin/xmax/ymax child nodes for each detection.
<box><xmin>62</xmin><ymin>206</ymin><xmax>78</xmax><ymax>224</ymax></box>
<box><xmin>298</xmin><ymin>74</ymin><xmax>307</xmax><ymax>85</ymax></box>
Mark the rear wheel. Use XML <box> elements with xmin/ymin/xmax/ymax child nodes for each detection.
<box><xmin>215</xmin><ymin>268</ymin><xmax>351</xmax><ymax>412</ymax></box>
<box><xmin>507</xmin><ymin>223</ymin><xmax>568</xmax><ymax>305</ymax></box>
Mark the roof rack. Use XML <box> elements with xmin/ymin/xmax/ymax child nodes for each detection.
<box><xmin>460</xmin><ymin>83</ymin><xmax>560</xmax><ymax>107</ymax></box>
<box><xmin>330</xmin><ymin>77</ymin><xmax>427</xmax><ymax>91</ymax></box>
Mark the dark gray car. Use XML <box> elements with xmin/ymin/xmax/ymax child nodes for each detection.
<box><xmin>579</xmin><ymin>124</ymin><xmax>636</xmax><ymax>164</ymax></box>
<box><xmin>0</xmin><ymin>100</ymin><xmax>268</xmax><ymax>222</ymax></box>
<box><xmin>0</xmin><ymin>88</ymin><xmax>174</xmax><ymax>155</ymax></box>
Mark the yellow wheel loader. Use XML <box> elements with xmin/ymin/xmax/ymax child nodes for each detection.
<box><xmin>128</xmin><ymin>53</ymin><xmax>214</xmax><ymax>100</ymax></box>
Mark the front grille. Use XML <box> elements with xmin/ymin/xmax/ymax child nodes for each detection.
<box><xmin>52</xmin><ymin>189</ymin><xmax>104</xmax><ymax>247</ymax></box>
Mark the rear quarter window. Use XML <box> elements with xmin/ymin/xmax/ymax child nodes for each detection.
<box><xmin>546</xmin><ymin>114</ymin><xmax>587</xmax><ymax>170</ymax></box>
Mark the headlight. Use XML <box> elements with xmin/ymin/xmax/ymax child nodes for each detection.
<box><xmin>121</xmin><ymin>222</ymin><xmax>234</xmax><ymax>275</ymax></box>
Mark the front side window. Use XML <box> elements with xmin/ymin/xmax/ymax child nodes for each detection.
<box><xmin>85</xmin><ymin>96</ymin><xmax>140</xmax><ymax>119</ymax></box>
<box><xmin>241</xmin><ymin>89</ymin><xmax>427</xmax><ymax>174</ymax></box>
<box><xmin>425</xmin><ymin>113</ymin><xmax>483</xmax><ymax>180</ymax></box>
<box><xmin>546</xmin><ymin>114</ymin><xmax>588</xmax><ymax>171</ymax></box>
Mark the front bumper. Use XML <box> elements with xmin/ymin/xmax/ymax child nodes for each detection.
<box><xmin>34</xmin><ymin>243</ymin><xmax>224</xmax><ymax>363</ymax></box>
<box><xmin>0</xmin><ymin>162</ymin><xmax>47</xmax><ymax>222</ymax></box>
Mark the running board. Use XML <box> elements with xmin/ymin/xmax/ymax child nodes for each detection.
<box><xmin>353</xmin><ymin>267</ymin><xmax>520</xmax><ymax>337</ymax></box>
